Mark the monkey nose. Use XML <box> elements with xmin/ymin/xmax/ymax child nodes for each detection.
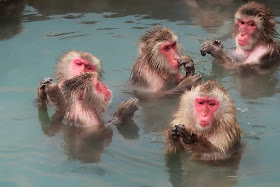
<box><xmin>201</xmin><ymin>110</ymin><xmax>209</xmax><ymax>117</ymax></box>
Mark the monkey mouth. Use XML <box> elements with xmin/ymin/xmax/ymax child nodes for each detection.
<box><xmin>169</xmin><ymin>62</ymin><xmax>180</xmax><ymax>70</ymax></box>
<box><xmin>199</xmin><ymin>121</ymin><xmax>210</xmax><ymax>127</ymax></box>
<box><xmin>237</xmin><ymin>39</ymin><xmax>248</xmax><ymax>46</ymax></box>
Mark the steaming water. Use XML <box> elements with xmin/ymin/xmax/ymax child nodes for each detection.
<box><xmin>1</xmin><ymin>0</ymin><xmax>280</xmax><ymax>186</ymax></box>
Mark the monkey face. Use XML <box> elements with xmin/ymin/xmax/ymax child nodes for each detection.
<box><xmin>194</xmin><ymin>97</ymin><xmax>220</xmax><ymax>129</ymax></box>
<box><xmin>235</xmin><ymin>18</ymin><xmax>257</xmax><ymax>51</ymax></box>
<box><xmin>69</xmin><ymin>57</ymin><xmax>96</xmax><ymax>78</ymax></box>
<box><xmin>159</xmin><ymin>41</ymin><xmax>180</xmax><ymax>71</ymax></box>
<box><xmin>93</xmin><ymin>76</ymin><xmax>112</xmax><ymax>103</ymax></box>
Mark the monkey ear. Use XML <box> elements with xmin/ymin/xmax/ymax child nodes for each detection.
<box><xmin>138</xmin><ymin>42</ymin><xmax>146</xmax><ymax>55</ymax></box>
<box><xmin>269</xmin><ymin>19</ymin><xmax>276</xmax><ymax>27</ymax></box>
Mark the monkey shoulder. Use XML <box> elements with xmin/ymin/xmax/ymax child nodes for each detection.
<box><xmin>131</xmin><ymin>65</ymin><xmax>166</xmax><ymax>92</ymax></box>
<box><xmin>207</xmin><ymin>126</ymin><xmax>241</xmax><ymax>153</ymax></box>
<box><xmin>131</xmin><ymin>61</ymin><xmax>149</xmax><ymax>86</ymax></box>
<box><xmin>244</xmin><ymin>45</ymin><xmax>270</xmax><ymax>64</ymax></box>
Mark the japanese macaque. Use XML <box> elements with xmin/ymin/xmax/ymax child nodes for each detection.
<box><xmin>200</xmin><ymin>2</ymin><xmax>280</xmax><ymax>72</ymax></box>
<box><xmin>37</xmin><ymin>50</ymin><xmax>138</xmax><ymax>128</ymax></box>
<box><xmin>130</xmin><ymin>27</ymin><xmax>202</xmax><ymax>97</ymax></box>
<box><xmin>164</xmin><ymin>80</ymin><xmax>242</xmax><ymax>161</ymax></box>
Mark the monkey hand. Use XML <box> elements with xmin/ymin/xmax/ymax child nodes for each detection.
<box><xmin>39</xmin><ymin>77</ymin><xmax>53</xmax><ymax>91</ymax></box>
<box><xmin>37</xmin><ymin>77</ymin><xmax>53</xmax><ymax>103</ymax></box>
<box><xmin>170</xmin><ymin>124</ymin><xmax>197</xmax><ymax>145</ymax></box>
<box><xmin>177</xmin><ymin>56</ymin><xmax>195</xmax><ymax>76</ymax></box>
<box><xmin>113</xmin><ymin>98</ymin><xmax>139</xmax><ymax>124</ymax></box>
<box><xmin>174</xmin><ymin>74</ymin><xmax>202</xmax><ymax>93</ymax></box>
<box><xmin>169</xmin><ymin>124</ymin><xmax>182</xmax><ymax>142</ymax></box>
<box><xmin>200</xmin><ymin>40</ymin><xmax>223</xmax><ymax>57</ymax></box>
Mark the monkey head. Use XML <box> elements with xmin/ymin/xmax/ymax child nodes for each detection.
<box><xmin>61</xmin><ymin>72</ymin><xmax>112</xmax><ymax>122</ymax></box>
<box><xmin>56</xmin><ymin>50</ymin><xmax>103</xmax><ymax>82</ymax></box>
<box><xmin>232</xmin><ymin>2</ymin><xmax>278</xmax><ymax>51</ymax></box>
<box><xmin>175</xmin><ymin>81</ymin><xmax>236</xmax><ymax>134</ymax></box>
<box><xmin>139</xmin><ymin>27</ymin><xmax>184</xmax><ymax>75</ymax></box>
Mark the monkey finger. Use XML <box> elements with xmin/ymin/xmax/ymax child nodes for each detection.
<box><xmin>178</xmin><ymin>56</ymin><xmax>193</xmax><ymax>66</ymax></box>
<box><xmin>200</xmin><ymin>45</ymin><xmax>210</xmax><ymax>56</ymax></box>
<box><xmin>213</xmin><ymin>40</ymin><xmax>221</xmax><ymax>46</ymax></box>
<box><xmin>127</xmin><ymin>98</ymin><xmax>139</xmax><ymax>110</ymax></box>
<box><xmin>41</xmin><ymin>77</ymin><xmax>53</xmax><ymax>84</ymax></box>
<box><xmin>177</xmin><ymin>58</ymin><xmax>183</xmax><ymax>64</ymax></box>
<box><xmin>40</xmin><ymin>84</ymin><xmax>46</xmax><ymax>90</ymax></box>
<box><xmin>200</xmin><ymin>50</ymin><xmax>207</xmax><ymax>57</ymax></box>
<box><xmin>192</xmin><ymin>74</ymin><xmax>202</xmax><ymax>80</ymax></box>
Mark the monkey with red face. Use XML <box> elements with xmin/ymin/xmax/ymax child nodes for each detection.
<box><xmin>37</xmin><ymin>50</ymin><xmax>138</xmax><ymax>129</ymax></box>
<box><xmin>131</xmin><ymin>27</ymin><xmax>202</xmax><ymax>97</ymax></box>
<box><xmin>164</xmin><ymin>80</ymin><xmax>242</xmax><ymax>161</ymax></box>
<box><xmin>200</xmin><ymin>2</ymin><xmax>280</xmax><ymax>72</ymax></box>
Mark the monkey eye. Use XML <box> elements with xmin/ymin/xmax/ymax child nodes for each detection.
<box><xmin>171</xmin><ymin>42</ymin><xmax>176</xmax><ymax>49</ymax></box>
<box><xmin>209</xmin><ymin>102</ymin><xmax>216</xmax><ymax>106</ymax></box>
<box><xmin>76</xmin><ymin>62</ymin><xmax>82</xmax><ymax>65</ymax></box>
<box><xmin>163</xmin><ymin>45</ymin><xmax>170</xmax><ymax>51</ymax></box>
<box><xmin>240</xmin><ymin>21</ymin><xmax>245</xmax><ymax>25</ymax></box>
<box><xmin>86</xmin><ymin>65</ymin><xmax>92</xmax><ymax>70</ymax></box>
<box><xmin>248</xmin><ymin>22</ymin><xmax>255</xmax><ymax>27</ymax></box>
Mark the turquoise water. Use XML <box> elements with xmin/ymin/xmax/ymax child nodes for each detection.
<box><xmin>1</xmin><ymin>0</ymin><xmax>280</xmax><ymax>186</ymax></box>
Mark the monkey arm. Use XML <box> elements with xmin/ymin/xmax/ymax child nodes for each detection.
<box><xmin>108</xmin><ymin>98</ymin><xmax>139</xmax><ymax>126</ymax></box>
<box><xmin>164</xmin><ymin>74</ymin><xmax>202</xmax><ymax>96</ymax></box>
<box><xmin>36</xmin><ymin>78</ymin><xmax>63</xmax><ymax>136</ymax></box>
<box><xmin>36</xmin><ymin>77</ymin><xmax>53</xmax><ymax>105</ymax></box>
<box><xmin>46</xmin><ymin>83</ymin><xmax>67</xmax><ymax>113</ymax></box>
<box><xmin>211</xmin><ymin>48</ymin><xmax>279</xmax><ymax>71</ymax></box>
<box><xmin>173</xmin><ymin>124</ymin><xmax>219</xmax><ymax>153</ymax></box>
<box><xmin>200</xmin><ymin>40</ymin><xmax>280</xmax><ymax>71</ymax></box>
<box><xmin>200</xmin><ymin>40</ymin><xmax>242</xmax><ymax>69</ymax></box>
<box><xmin>37</xmin><ymin>102</ymin><xmax>63</xmax><ymax>137</ymax></box>
<box><xmin>167</xmin><ymin>124</ymin><xmax>230</xmax><ymax>160</ymax></box>
<box><xmin>180</xmin><ymin>127</ymin><xmax>241</xmax><ymax>160</ymax></box>
<box><xmin>181</xmin><ymin>135</ymin><xmax>219</xmax><ymax>153</ymax></box>
<box><xmin>177</xmin><ymin>55</ymin><xmax>195</xmax><ymax>77</ymax></box>
<box><xmin>164</xmin><ymin>126</ymin><xmax>185</xmax><ymax>152</ymax></box>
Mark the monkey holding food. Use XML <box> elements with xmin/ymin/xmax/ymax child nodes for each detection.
<box><xmin>130</xmin><ymin>27</ymin><xmax>202</xmax><ymax>97</ymax></box>
<box><xmin>164</xmin><ymin>80</ymin><xmax>242</xmax><ymax>161</ymax></box>
<box><xmin>37</xmin><ymin>50</ymin><xmax>138</xmax><ymax>128</ymax></box>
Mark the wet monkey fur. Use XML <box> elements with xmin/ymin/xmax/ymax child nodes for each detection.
<box><xmin>164</xmin><ymin>80</ymin><xmax>242</xmax><ymax>161</ymax></box>
<box><xmin>37</xmin><ymin>50</ymin><xmax>138</xmax><ymax>127</ymax></box>
<box><xmin>130</xmin><ymin>27</ymin><xmax>202</xmax><ymax>97</ymax></box>
<box><xmin>200</xmin><ymin>2</ymin><xmax>280</xmax><ymax>72</ymax></box>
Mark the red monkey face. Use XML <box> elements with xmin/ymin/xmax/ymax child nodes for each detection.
<box><xmin>70</xmin><ymin>57</ymin><xmax>96</xmax><ymax>78</ymax></box>
<box><xmin>194</xmin><ymin>97</ymin><xmax>220</xmax><ymax>128</ymax></box>
<box><xmin>93</xmin><ymin>76</ymin><xmax>112</xmax><ymax>102</ymax></box>
<box><xmin>159</xmin><ymin>41</ymin><xmax>180</xmax><ymax>70</ymax></box>
<box><xmin>236</xmin><ymin>18</ymin><xmax>257</xmax><ymax>50</ymax></box>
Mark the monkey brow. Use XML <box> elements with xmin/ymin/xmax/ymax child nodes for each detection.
<box><xmin>73</xmin><ymin>57</ymin><xmax>91</xmax><ymax>64</ymax></box>
<box><xmin>240</xmin><ymin>7</ymin><xmax>266</xmax><ymax>17</ymax></box>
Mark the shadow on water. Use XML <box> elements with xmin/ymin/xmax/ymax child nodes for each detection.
<box><xmin>2</xmin><ymin>0</ymin><xmax>280</xmax><ymax>40</ymax></box>
<box><xmin>1</xmin><ymin>0</ymin><xmax>280</xmax><ymax>185</ymax></box>
<box><xmin>135</xmin><ymin>97</ymin><xmax>180</xmax><ymax>134</ymax></box>
<box><xmin>0</xmin><ymin>0</ymin><xmax>25</xmax><ymax>40</ymax></box>
<box><xmin>37</xmin><ymin>102</ymin><xmax>139</xmax><ymax>163</ymax></box>
<box><xmin>235</xmin><ymin>71</ymin><xmax>280</xmax><ymax>100</ymax></box>
<box><xmin>37</xmin><ymin>104</ymin><xmax>113</xmax><ymax>163</ymax></box>
<box><xmin>203</xmin><ymin>60</ymin><xmax>280</xmax><ymax>100</ymax></box>
<box><xmin>25</xmin><ymin>0</ymin><xmax>280</xmax><ymax>21</ymax></box>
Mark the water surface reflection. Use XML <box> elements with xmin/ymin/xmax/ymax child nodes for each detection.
<box><xmin>0</xmin><ymin>0</ymin><xmax>280</xmax><ymax>186</ymax></box>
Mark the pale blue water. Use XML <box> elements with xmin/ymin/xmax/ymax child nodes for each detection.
<box><xmin>0</xmin><ymin>0</ymin><xmax>280</xmax><ymax>187</ymax></box>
